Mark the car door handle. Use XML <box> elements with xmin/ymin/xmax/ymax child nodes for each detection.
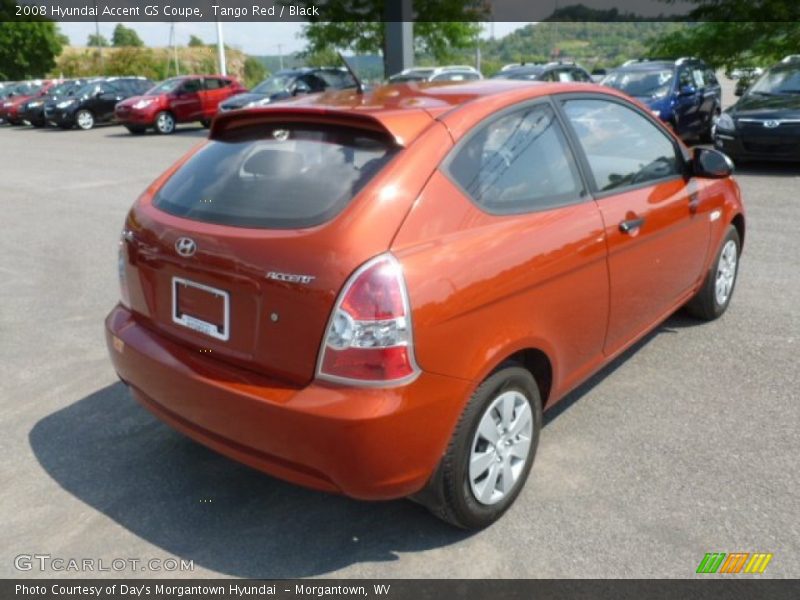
<box><xmin>689</xmin><ymin>192</ymin><xmax>701</xmax><ymax>214</ymax></box>
<box><xmin>619</xmin><ymin>217</ymin><xmax>645</xmax><ymax>234</ymax></box>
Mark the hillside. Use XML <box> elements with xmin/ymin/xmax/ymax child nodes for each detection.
<box><xmin>480</xmin><ymin>22</ymin><xmax>689</xmax><ymax>72</ymax></box>
<box><xmin>52</xmin><ymin>46</ymin><xmax>247</xmax><ymax>82</ymax></box>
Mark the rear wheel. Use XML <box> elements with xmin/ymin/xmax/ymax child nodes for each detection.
<box><xmin>154</xmin><ymin>111</ymin><xmax>176</xmax><ymax>135</ymax></box>
<box><xmin>200</xmin><ymin>118</ymin><xmax>211</xmax><ymax>128</ymax></box>
<box><xmin>686</xmin><ymin>225</ymin><xmax>741</xmax><ymax>320</ymax></box>
<box><xmin>418</xmin><ymin>366</ymin><xmax>542</xmax><ymax>529</ymax></box>
<box><xmin>125</xmin><ymin>125</ymin><xmax>146</xmax><ymax>135</ymax></box>
<box><xmin>75</xmin><ymin>109</ymin><xmax>95</xmax><ymax>130</ymax></box>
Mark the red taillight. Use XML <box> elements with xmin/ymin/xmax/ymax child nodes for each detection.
<box><xmin>317</xmin><ymin>254</ymin><xmax>419</xmax><ymax>386</ymax></box>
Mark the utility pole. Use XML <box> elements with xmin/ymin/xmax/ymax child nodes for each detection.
<box><xmin>216</xmin><ymin>21</ymin><xmax>227</xmax><ymax>76</ymax></box>
<box><xmin>93</xmin><ymin>0</ymin><xmax>104</xmax><ymax>74</ymax></box>
<box><xmin>169</xmin><ymin>22</ymin><xmax>180</xmax><ymax>76</ymax></box>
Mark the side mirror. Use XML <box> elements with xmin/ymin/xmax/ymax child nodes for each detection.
<box><xmin>680</xmin><ymin>84</ymin><xmax>697</xmax><ymax>96</ymax></box>
<box><xmin>693</xmin><ymin>147</ymin><xmax>734</xmax><ymax>178</ymax></box>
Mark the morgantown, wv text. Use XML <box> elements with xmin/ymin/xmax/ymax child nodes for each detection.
<box><xmin>16</xmin><ymin>583</ymin><xmax>392</xmax><ymax>597</ymax></box>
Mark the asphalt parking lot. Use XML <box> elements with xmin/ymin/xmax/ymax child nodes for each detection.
<box><xmin>1</xmin><ymin>117</ymin><xmax>798</xmax><ymax>579</ymax></box>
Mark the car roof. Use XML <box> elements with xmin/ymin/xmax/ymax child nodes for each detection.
<box><xmin>211</xmin><ymin>79</ymin><xmax>626</xmax><ymax>146</ymax></box>
<box><xmin>617</xmin><ymin>61</ymin><xmax>676</xmax><ymax>71</ymax></box>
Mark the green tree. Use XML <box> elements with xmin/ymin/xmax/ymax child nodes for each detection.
<box><xmin>293</xmin><ymin>0</ymin><xmax>484</xmax><ymax>77</ymax></box>
<box><xmin>112</xmin><ymin>23</ymin><xmax>144</xmax><ymax>48</ymax></box>
<box><xmin>650</xmin><ymin>21</ymin><xmax>800</xmax><ymax>73</ymax></box>
<box><xmin>87</xmin><ymin>33</ymin><xmax>109</xmax><ymax>47</ymax></box>
<box><xmin>303</xmin><ymin>21</ymin><xmax>481</xmax><ymax>77</ymax></box>
<box><xmin>243</xmin><ymin>56</ymin><xmax>268</xmax><ymax>88</ymax></box>
<box><xmin>301</xmin><ymin>46</ymin><xmax>340</xmax><ymax>68</ymax></box>
<box><xmin>188</xmin><ymin>34</ymin><xmax>205</xmax><ymax>47</ymax></box>
<box><xmin>0</xmin><ymin>22</ymin><xmax>65</xmax><ymax>79</ymax></box>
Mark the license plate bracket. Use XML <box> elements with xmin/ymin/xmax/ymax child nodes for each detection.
<box><xmin>171</xmin><ymin>277</ymin><xmax>230</xmax><ymax>341</ymax></box>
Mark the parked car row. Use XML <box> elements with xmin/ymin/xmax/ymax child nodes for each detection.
<box><xmin>2</xmin><ymin>67</ymin><xmax>362</xmax><ymax>135</ymax></box>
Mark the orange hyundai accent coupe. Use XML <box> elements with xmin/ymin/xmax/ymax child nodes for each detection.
<box><xmin>106</xmin><ymin>80</ymin><xmax>745</xmax><ymax>529</ymax></box>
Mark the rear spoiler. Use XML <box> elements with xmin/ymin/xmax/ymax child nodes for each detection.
<box><xmin>210</xmin><ymin>105</ymin><xmax>432</xmax><ymax>147</ymax></box>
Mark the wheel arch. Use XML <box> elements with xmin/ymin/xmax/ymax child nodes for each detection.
<box><xmin>731</xmin><ymin>212</ymin><xmax>745</xmax><ymax>249</ymax></box>
<box><xmin>490</xmin><ymin>347</ymin><xmax>554</xmax><ymax>408</ymax></box>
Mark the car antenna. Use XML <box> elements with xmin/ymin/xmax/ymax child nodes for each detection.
<box><xmin>338</xmin><ymin>52</ymin><xmax>365</xmax><ymax>94</ymax></box>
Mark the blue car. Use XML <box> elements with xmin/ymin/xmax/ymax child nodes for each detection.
<box><xmin>602</xmin><ymin>58</ymin><xmax>722</xmax><ymax>141</ymax></box>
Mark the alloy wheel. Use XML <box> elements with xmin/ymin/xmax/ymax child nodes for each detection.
<box><xmin>715</xmin><ymin>239</ymin><xmax>738</xmax><ymax>306</ymax></box>
<box><xmin>469</xmin><ymin>390</ymin><xmax>533</xmax><ymax>505</ymax></box>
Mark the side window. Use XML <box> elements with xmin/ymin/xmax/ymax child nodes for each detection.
<box><xmin>678</xmin><ymin>68</ymin><xmax>693</xmax><ymax>89</ymax></box>
<box><xmin>301</xmin><ymin>74</ymin><xmax>327</xmax><ymax>91</ymax></box>
<box><xmin>562</xmin><ymin>98</ymin><xmax>682</xmax><ymax>192</ymax></box>
<box><xmin>182</xmin><ymin>79</ymin><xmax>202</xmax><ymax>93</ymax></box>
<box><xmin>556</xmin><ymin>70</ymin><xmax>575</xmax><ymax>82</ymax></box>
<box><xmin>692</xmin><ymin>68</ymin><xmax>706</xmax><ymax>88</ymax></box>
<box><xmin>541</xmin><ymin>70</ymin><xmax>558</xmax><ymax>82</ymax></box>
<box><xmin>447</xmin><ymin>103</ymin><xmax>584</xmax><ymax>214</ymax></box>
<box><xmin>204</xmin><ymin>78</ymin><xmax>225</xmax><ymax>90</ymax></box>
<box><xmin>704</xmin><ymin>69</ymin><xmax>719</xmax><ymax>87</ymax></box>
<box><xmin>434</xmin><ymin>72</ymin><xmax>470</xmax><ymax>81</ymax></box>
<box><xmin>572</xmin><ymin>69</ymin><xmax>592</xmax><ymax>82</ymax></box>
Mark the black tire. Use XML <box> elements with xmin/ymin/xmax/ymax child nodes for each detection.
<box><xmin>685</xmin><ymin>225</ymin><xmax>741</xmax><ymax>321</ymax></box>
<box><xmin>200</xmin><ymin>118</ymin><xmax>211</xmax><ymax>128</ymax></box>
<box><xmin>125</xmin><ymin>125</ymin><xmax>146</xmax><ymax>135</ymax></box>
<box><xmin>154</xmin><ymin>111</ymin><xmax>176</xmax><ymax>135</ymax></box>
<box><xmin>75</xmin><ymin>109</ymin><xmax>95</xmax><ymax>130</ymax></box>
<box><xmin>417</xmin><ymin>366</ymin><xmax>542</xmax><ymax>529</ymax></box>
<box><xmin>31</xmin><ymin>119</ymin><xmax>46</xmax><ymax>128</ymax></box>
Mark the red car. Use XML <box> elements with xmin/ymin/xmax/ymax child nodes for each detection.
<box><xmin>106</xmin><ymin>81</ymin><xmax>745</xmax><ymax>529</ymax></box>
<box><xmin>115</xmin><ymin>75</ymin><xmax>246</xmax><ymax>134</ymax></box>
<box><xmin>1</xmin><ymin>80</ymin><xmax>57</xmax><ymax>125</ymax></box>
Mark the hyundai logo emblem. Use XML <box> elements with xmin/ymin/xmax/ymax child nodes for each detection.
<box><xmin>763</xmin><ymin>120</ymin><xmax>780</xmax><ymax>128</ymax></box>
<box><xmin>175</xmin><ymin>237</ymin><xmax>197</xmax><ymax>257</ymax></box>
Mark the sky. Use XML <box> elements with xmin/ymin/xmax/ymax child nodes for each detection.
<box><xmin>57</xmin><ymin>22</ymin><xmax>527</xmax><ymax>56</ymax></box>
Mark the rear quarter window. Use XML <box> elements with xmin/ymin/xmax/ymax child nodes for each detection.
<box><xmin>153</xmin><ymin>124</ymin><xmax>398</xmax><ymax>229</ymax></box>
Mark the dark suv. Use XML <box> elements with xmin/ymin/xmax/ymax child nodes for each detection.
<box><xmin>491</xmin><ymin>61</ymin><xmax>592</xmax><ymax>84</ymax></box>
<box><xmin>47</xmin><ymin>77</ymin><xmax>153</xmax><ymax>130</ymax></box>
<box><xmin>219</xmin><ymin>68</ymin><xmax>356</xmax><ymax>111</ymax></box>
<box><xmin>20</xmin><ymin>79</ymin><xmax>88</xmax><ymax>127</ymax></box>
<box><xmin>714</xmin><ymin>58</ymin><xmax>800</xmax><ymax>162</ymax></box>
<box><xmin>601</xmin><ymin>58</ymin><xmax>722</xmax><ymax>141</ymax></box>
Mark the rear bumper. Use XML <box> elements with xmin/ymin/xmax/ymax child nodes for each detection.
<box><xmin>105</xmin><ymin>305</ymin><xmax>471</xmax><ymax>500</ymax></box>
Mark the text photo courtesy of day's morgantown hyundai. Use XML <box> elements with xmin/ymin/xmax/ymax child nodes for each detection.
<box><xmin>1</xmin><ymin>1</ymin><xmax>798</xmax><ymax>598</ymax></box>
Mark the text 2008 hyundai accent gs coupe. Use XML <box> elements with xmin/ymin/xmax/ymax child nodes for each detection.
<box><xmin>106</xmin><ymin>80</ymin><xmax>745</xmax><ymax>529</ymax></box>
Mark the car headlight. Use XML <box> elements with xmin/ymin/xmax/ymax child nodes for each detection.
<box><xmin>27</xmin><ymin>100</ymin><xmax>43</xmax><ymax>108</ymax></box>
<box><xmin>2</xmin><ymin>101</ymin><xmax>12</xmax><ymax>108</ymax></box>
<box><xmin>56</xmin><ymin>99</ymin><xmax>75</xmax><ymax>109</ymax></box>
<box><xmin>651</xmin><ymin>109</ymin><xmax>661</xmax><ymax>117</ymax></box>
<box><xmin>716</xmin><ymin>113</ymin><xmax>735</xmax><ymax>132</ymax></box>
<box><xmin>133</xmin><ymin>98</ymin><xmax>154</xmax><ymax>109</ymax></box>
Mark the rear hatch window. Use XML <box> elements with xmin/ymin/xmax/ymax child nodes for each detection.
<box><xmin>153</xmin><ymin>123</ymin><xmax>398</xmax><ymax>229</ymax></box>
